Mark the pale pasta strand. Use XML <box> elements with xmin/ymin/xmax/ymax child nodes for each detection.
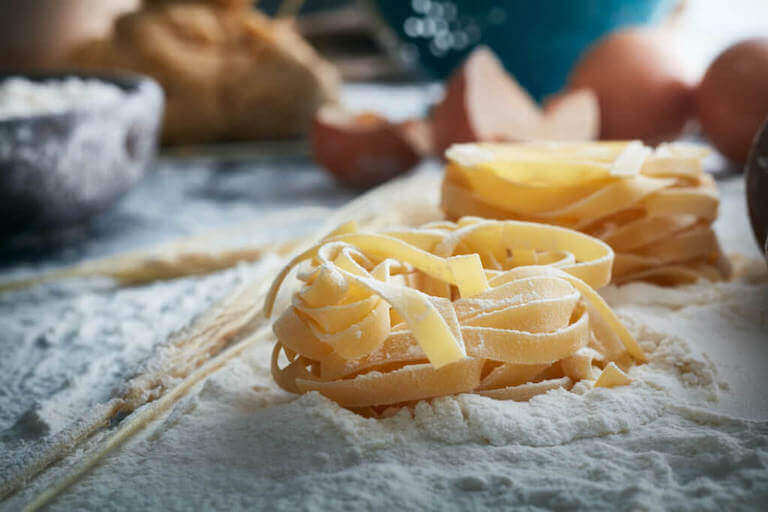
<box><xmin>441</xmin><ymin>141</ymin><xmax>730</xmax><ymax>285</ymax></box>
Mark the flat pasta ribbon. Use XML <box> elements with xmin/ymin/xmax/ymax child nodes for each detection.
<box><xmin>442</xmin><ymin>141</ymin><xmax>731</xmax><ymax>285</ymax></box>
<box><xmin>265</xmin><ymin>218</ymin><xmax>644</xmax><ymax>412</ymax></box>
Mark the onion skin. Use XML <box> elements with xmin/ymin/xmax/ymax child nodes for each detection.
<box><xmin>698</xmin><ymin>38</ymin><xmax>768</xmax><ymax>165</ymax></box>
<box><xmin>568</xmin><ymin>27</ymin><xmax>695</xmax><ymax>144</ymax></box>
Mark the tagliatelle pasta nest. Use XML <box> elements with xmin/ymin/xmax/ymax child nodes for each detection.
<box><xmin>264</xmin><ymin>217</ymin><xmax>645</xmax><ymax>414</ymax></box>
<box><xmin>442</xmin><ymin>141</ymin><xmax>731</xmax><ymax>285</ymax></box>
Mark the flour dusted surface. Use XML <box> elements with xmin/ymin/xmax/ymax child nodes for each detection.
<box><xmin>0</xmin><ymin>265</ymin><xmax>252</xmax><ymax>485</ymax></box>
<box><xmin>7</xmin><ymin>264</ymin><xmax>766</xmax><ymax>511</ymax></box>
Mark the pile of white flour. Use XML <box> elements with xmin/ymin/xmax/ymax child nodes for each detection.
<box><xmin>4</xmin><ymin>177</ymin><xmax>766</xmax><ymax>511</ymax></box>
<box><xmin>0</xmin><ymin>77</ymin><xmax>126</xmax><ymax>120</ymax></box>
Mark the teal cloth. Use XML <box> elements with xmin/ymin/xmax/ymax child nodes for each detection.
<box><xmin>372</xmin><ymin>0</ymin><xmax>675</xmax><ymax>101</ymax></box>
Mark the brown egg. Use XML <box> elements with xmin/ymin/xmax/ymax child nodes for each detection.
<box><xmin>311</xmin><ymin>107</ymin><xmax>422</xmax><ymax>189</ymax></box>
<box><xmin>698</xmin><ymin>38</ymin><xmax>768</xmax><ymax>164</ymax></box>
<box><xmin>568</xmin><ymin>27</ymin><xmax>695</xmax><ymax>143</ymax></box>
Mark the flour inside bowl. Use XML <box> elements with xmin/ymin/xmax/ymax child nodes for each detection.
<box><xmin>0</xmin><ymin>77</ymin><xmax>126</xmax><ymax>120</ymax></box>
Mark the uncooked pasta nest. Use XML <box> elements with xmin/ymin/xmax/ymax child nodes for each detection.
<box><xmin>264</xmin><ymin>217</ymin><xmax>645</xmax><ymax>414</ymax></box>
<box><xmin>442</xmin><ymin>141</ymin><xmax>731</xmax><ymax>285</ymax></box>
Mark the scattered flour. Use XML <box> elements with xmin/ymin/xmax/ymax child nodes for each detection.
<box><xmin>0</xmin><ymin>77</ymin><xmax>126</xmax><ymax>120</ymax></box>
<box><xmin>0</xmin><ymin>263</ymin><xmax>261</xmax><ymax>489</ymax></box>
<box><xmin>5</xmin><ymin>267</ymin><xmax>766</xmax><ymax>511</ymax></box>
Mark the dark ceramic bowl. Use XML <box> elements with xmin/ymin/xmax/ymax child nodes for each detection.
<box><xmin>0</xmin><ymin>70</ymin><xmax>163</xmax><ymax>237</ymax></box>
<box><xmin>746</xmin><ymin>120</ymin><xmax>768</xmax><ymax>260</ymax></box>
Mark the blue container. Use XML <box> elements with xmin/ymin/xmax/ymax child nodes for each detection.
<box><xmin>369</xmin><ymin>0</ymin><xmax>676</xmax><ymax>101</ymax></box>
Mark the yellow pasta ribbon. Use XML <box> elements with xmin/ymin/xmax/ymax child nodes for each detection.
<box><xmin>442</xmin><ymin>141</ymin><xmax>730</xmax><ymax>285</ymax></box>
<box><xmin>265</xmin><ymin>218</ymin><xmax>645</xmax><ymax>410</ymax></box>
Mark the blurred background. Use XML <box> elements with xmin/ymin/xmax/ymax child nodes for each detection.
<box><xmin>3</xmin><ymin>3</ymin><xmax>768</xmax><ymax>502</ymax></box>
<box><xmin>2</xmin><ymin>0</ymin><xmax>767</xmax><ymax>87</ymax></box>
<box><xmin>0</xmin><ymin>0</ymin><xmax>767</xmax><ymax>267</ymax></box>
